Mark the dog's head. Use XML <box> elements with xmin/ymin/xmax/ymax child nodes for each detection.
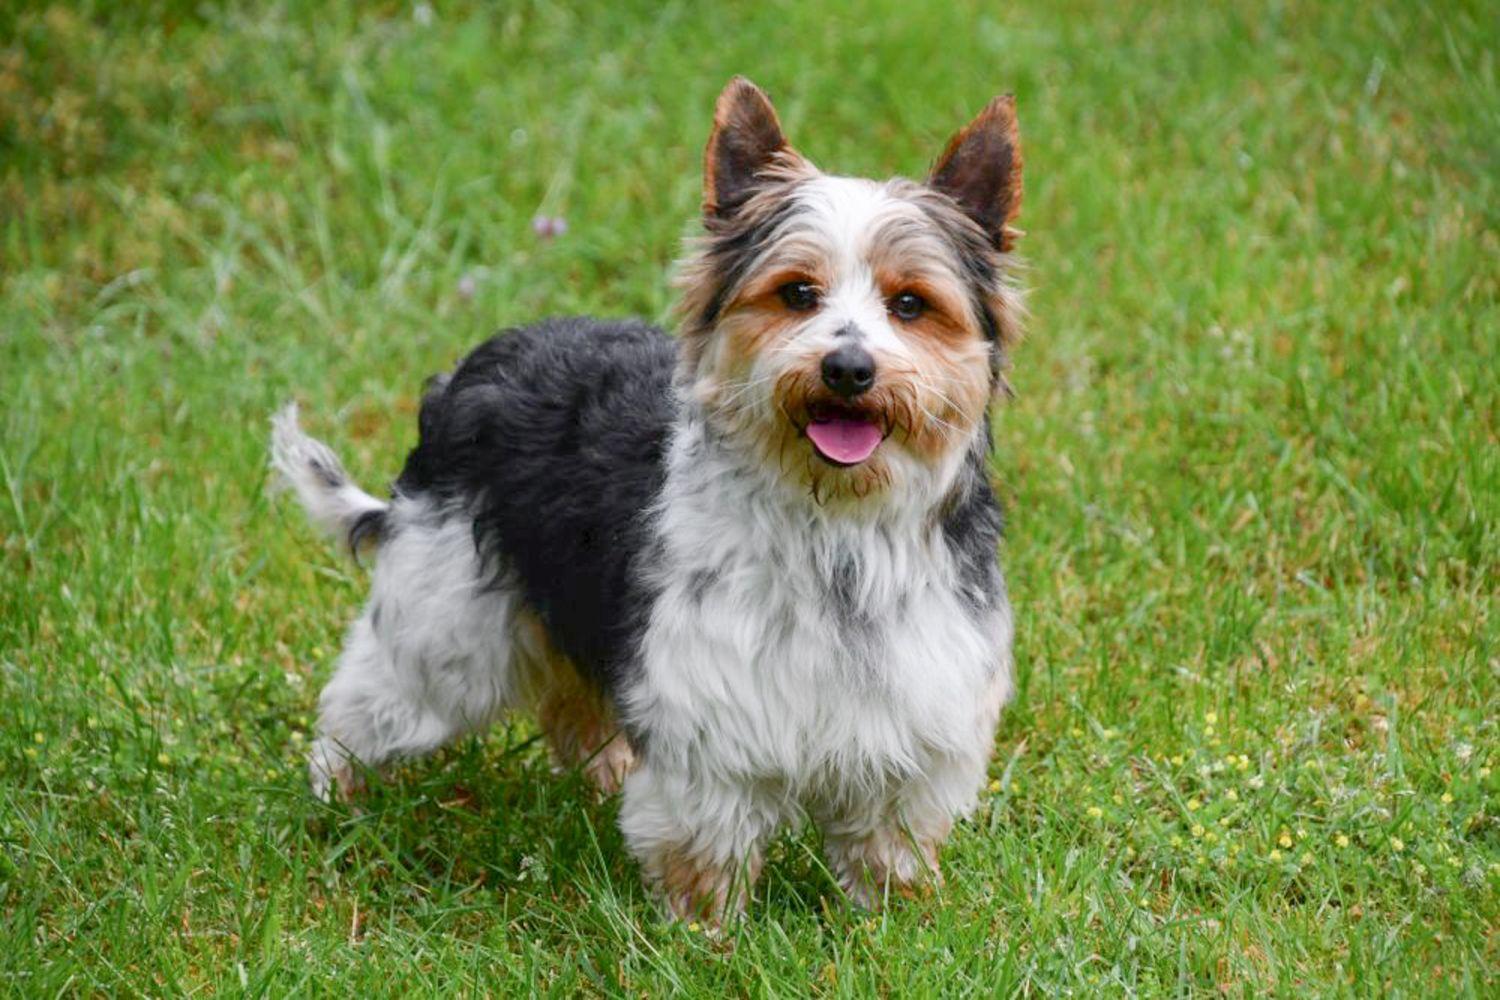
<box><xmin>675</xmin><ymin>77</ymin><xmax>1024</xmax><ymax>506</ymax></box>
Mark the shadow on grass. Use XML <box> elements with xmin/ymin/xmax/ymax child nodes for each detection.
<box><xmin>288</xmin><ymin>724</ymin><xmax>866</xmax><ymax>937</ymax></box>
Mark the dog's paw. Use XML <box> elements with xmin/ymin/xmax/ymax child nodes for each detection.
<box><xmin>835</xmin><ymin>866</ymin><xmax>885</xmax><ymax>911</ymax></box>
<box><xmin>645</xmin><ymin>848</ymin><xmax>759</xmax><ymax>928</ymax></box>
<box><xmin>834</xmin><ymin>862</ymin><xmax>942</xmax><ymax>911</ymax></box>
<box><xmin>582</xmin><ymin>735</ymin><xmax>638</xmax><ymax>796</ymax></box>
<box><xmin>828</xmin><ymin>834</ymin><xmax>944</xmax><ymax>910</ymax></box>
<box><xmin>308</xmin><ymin>738</ymin><xmax>361</xmax><ymax>803</ymax></box>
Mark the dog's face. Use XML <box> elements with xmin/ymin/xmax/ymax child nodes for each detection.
<box><xmin>675</xmin><ymin>78</ymin><xmax>1024</xmax><ymax>505</ymax></box>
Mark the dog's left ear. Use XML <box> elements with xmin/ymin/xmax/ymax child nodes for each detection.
<box><xmin>703</xmin><ymin>76</ymin><xmax>797</xmax><ymax>218</ymax></box>
<box><xmin>928</xmin><ymin>95</ymin><xmax>1023</xmax><ymax>251</ymax></box>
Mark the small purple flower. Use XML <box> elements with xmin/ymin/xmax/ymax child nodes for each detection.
<box><xmin>531</xmin><ymin>214</ymin><xmax>568</xmax><ymax>240</ymax></box>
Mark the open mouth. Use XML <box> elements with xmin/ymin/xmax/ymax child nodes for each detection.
<box><xmin>804</xmin><ymin>402</ymin><xmax>886</xmax><ymax>466</ymax></box>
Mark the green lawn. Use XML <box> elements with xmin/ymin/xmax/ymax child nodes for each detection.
<box><xmin>3</xmin><ymin>0</ymin><xmax>1496</xmax><ymax>993</ymax></box>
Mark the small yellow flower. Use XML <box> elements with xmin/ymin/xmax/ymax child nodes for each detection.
<box><xmin>1335</xmin><ymin>834</ymin><xmax>1350</xmax><ymax>848</ymax></box>
<box><xmin>1448</xmin><ymin>856</ymin><xmax>1461</xmax><ymax>867</ymax></box>
<box><xmin>1237</xmin><ymin>754</ymin><xmax>1251</xmax><ymax>771</ymax></box>
<box><xmin>33</xmin><ymin>732</ymin><xmax>45</xmax><ymax>744</ymax></box>
<box><xmin>687</xmin><ymin>922</ymin><xmax>701</xmax><ymax>933</ymax></box>
<box><xmin>1479</xmin><ymin>766</ymin><xmax>1491</xmax><ymax>779</ymax></box>
<box><xmin>1299</xmin><ymin>851</ymin><xmax>1313</xmax><ymax>865</ymax></box>
<box><xmin>1390</xmin><ymin>837</ymin><xmax>1405</xmax><ymax>852</ymax></box>
<box><xmin>1440</xmin><ymin>792</ymin><xmax>1453</xmax><ymax>805</ymax></box>
<box><xmin>1170</xmin><ymin>754</ymin><xmax>1184</xmax><ymax>766</ymax></box>
<box><xmin>1269</xmin><ymin>849</ymin><xmax>1282</xmax><ymax>862</ymax></box>
<box><xmin>1225</xmin><ymin>789</ymin><xmax>1239</xmax><ymax>802</ymax></box>
<box><xmin>1219</xmin><ymin>816</ymin><xmax>1231</xmax><ymax>828</ymax></box>
<box><xmin>157</xmin><ymin>752</ymin><xmax>171</xmax><ymax>766</ymax></box>
<box><xmin>1278</xmin><ymin>831</ymin><xmax>1293</xmax><ymax>849</ymax></box>
<box><xmin>1205</xmin><ymin>830</ymin><xmax>1219</xmax><ymax>844</ymax></box>
<box><xmin>1191</xmin><ymin>824</ymin><xmax>1205</xmax><ymax>838</ymax></box>
<box><xmin>988</xmin><ymin>778</ymin><xmax>1002</xmax><ymax>793</ymax></box>
<box><xmin>1070</xmin><ymin>727</ymin><xmax>1083</xmax><ymax>738</ymax></box>
<box><xmin>1170</xmin><ymin>835</ymin><xmax>1184</xmax><ymax>848</ymax></box>
<box><xmin>1187</xmin><ymin>798</ymin><xmax>1201</xmax><ymax>812</ymax></box>
<box><xmin>1205</xmin><ymin>711</ymin><xmax>1218</xmax><ymax>725</ymax></box>
<box><xmin>1087</xmin><ymin>805</ymin><xmax>1103</xmax><ymax>819</ymax></box>
<box><xmin>1112</xmin><ymin>793</ymin><xmax>1124</xmax><ymax>806</ymax></box>
<box><xmin>23</xmin><ymin>747</ymin><xmax>38</xmax><ymax>760</ymax></box>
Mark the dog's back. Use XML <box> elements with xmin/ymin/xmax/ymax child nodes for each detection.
<box><xmin>395</xmin><ymin>317</ymin><xmax>677</xmax><ymax>692</ymax></box>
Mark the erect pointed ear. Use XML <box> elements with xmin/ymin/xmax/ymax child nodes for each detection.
<box><xmin>928</xmin><ymin>94</ymin><xmax>1023</xmax><ymax>251</ymax></box>
<box><xmin>703</xmin><ymin>76</ymin><xmax>795</xmax><ymax>218</ymax></box>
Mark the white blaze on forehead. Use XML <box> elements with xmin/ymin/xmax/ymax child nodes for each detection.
<box><xmin>798</xmin><ymin>178</ymin><xmax>888</xmax><ymax>344</ymax></box>
<box><xmin>778</xmin><ymin>176</ymin><xmax>960</xmax><ymax>356</ymax></box>
<box><xmin>793</xmin><ymin>175</ymin><xmax>907</xmax><ymax>266</ymax></box>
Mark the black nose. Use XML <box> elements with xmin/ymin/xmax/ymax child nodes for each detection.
<box><xmin>820</xmin><ymin>344</ymin><xmax>876</xmax><ymax>398</ymax></box>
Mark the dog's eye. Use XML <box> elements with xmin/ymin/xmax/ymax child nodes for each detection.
<box><xmin>889</xmin><ymin>292</ymin><xmax>926</xmax><ymax>321</ymax></box>
<box><xmin>778</xmin><ymin>281</ymin><xmax>820</xmax><ymax>312</ymax></box>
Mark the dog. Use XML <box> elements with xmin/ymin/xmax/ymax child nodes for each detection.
<box><xmin>271</xmin><ymin>76</ymin><xmax>1024</xmax><ymax>922</ymax></box>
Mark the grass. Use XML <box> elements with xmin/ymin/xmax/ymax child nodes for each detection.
<box><xmin>2</xmin><ymin>0</ymin><xmax>1496</xmax><ymax>993</ymax></box>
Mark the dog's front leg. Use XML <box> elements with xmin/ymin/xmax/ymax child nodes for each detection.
<box><xmin>619</xmin><ymin>761</ymin><xmax>776</xmax><ymax>925</ymax></box>
<box><xmin>819</xmin><ymin>803</ymin><xmax>949</xmax><ymax>910</ymax></box>
<box><xmin>817</xmin><ymin>749</ymin><xmax>994</xmax><ymax>910</ymax></box>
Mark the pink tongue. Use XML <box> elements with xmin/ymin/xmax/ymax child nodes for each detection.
<box><xmin>806</xmin><ymin>417</ymin><xmax>883</xmax><ymax>465</ymax></box>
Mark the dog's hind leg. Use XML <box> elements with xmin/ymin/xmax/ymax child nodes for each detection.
<box><xmin>308</xmin><ymin>614</ymin><xmax>469</xmax><ymax>800</ymax></box>
<box><xmin>514</xmin><ymin>611</ymin><xmax>637</xmax><ymax>795</ymax></box>
<box><xmin>307</xmin><ymin>507</ymin><xmax>522</xmax><ymax>801</ymax></box>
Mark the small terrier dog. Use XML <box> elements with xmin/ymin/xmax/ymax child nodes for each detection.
<box><xmin>272</xmin><ymin>77</ymin><xmax>1024</xmax><ymax>921</ymax></box>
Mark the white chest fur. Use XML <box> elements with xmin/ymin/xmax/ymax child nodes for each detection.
<box><xmin>626</xmin><ymin>428</ymin><xmax>1012</xmax><ymax>801</ymax></box>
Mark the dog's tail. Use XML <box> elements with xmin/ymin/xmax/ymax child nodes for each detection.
<box><xmin>270</xmin><ymin>403</ymin><xmax>389</xmax><ymax>558</ymax></box>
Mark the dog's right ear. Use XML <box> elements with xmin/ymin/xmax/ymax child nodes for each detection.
<box><xmin>703</xmin><ymin>77</ymin><xmax>798</xmax><ymax>218</ymax></box>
